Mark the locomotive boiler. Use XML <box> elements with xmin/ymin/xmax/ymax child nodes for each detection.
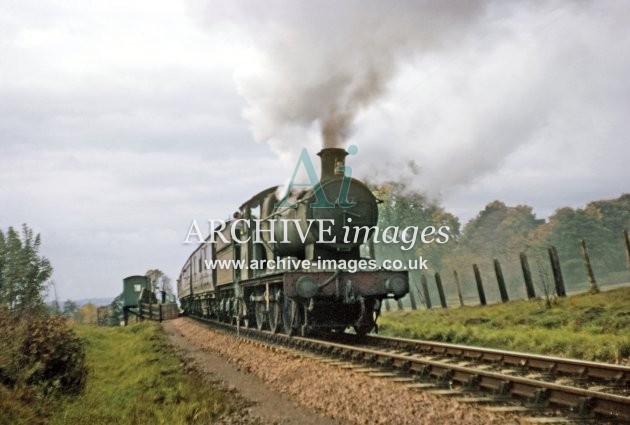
<box><xmin>177</xmin><ymin>147</ymin><xmax>409</xmax><ymax>336</ymax></box>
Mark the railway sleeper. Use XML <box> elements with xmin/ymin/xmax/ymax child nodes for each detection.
<box><xmin>312</xmin><ymin>344</ymin><xmax>326</xmax><ymax>354</ymax></box>
<box><xmin>409</xmin><ymin>363</ymin><xmax>432</xmax><ymax>380</ymax></box>
<box><xmin>555</xmin><ymin>364</ymin><xmax>586</xmax><ymax>377</ymax></box>
<box><xmin>589</xmin><ymin>370</ymin><xmax>626</xmax><ymax>386</ymax></box>
<box><xmin>501</xmin><ymin>354</ymin><xmax>522</xmax><ymax>365</ymax></box>
<box><xmin>338</xmin><ymin>348</ymin><xmax>353</xmax><ymax>359</ymax></box>
<box><xmin>463</xmin><ymin>351</ymin><xmax>483</xmax><ymax>362</ymax></box>
<box><xmin>434</xmin><ymin>369</ymin><xmax>454</xmax><ymax>388</ymax></box>
<box><xmin>364</xmin><ymin>353</ymin><xmax>379</xmax><ymax>364</ymax></box>
<box><xmin>462</xmin><ymin>374</ymin><xmax>481</xmax><ymax>391</ymax></box>
<box><xmin>492</xmin><ymin>381</ymin><xmax>513</xmax><ymax>399</ymax></box>
<box><xmin>350</xmin><ymin>351</ymin><xmax>364</xmax><ymax>362</ymax></box>
<box><xmin>376</xmin><ymin>356</ymin><xmax>394</xmax><ymax>369</ymax></box>
<box><xmin>431</xmin><ymin>347</ymin><xmax>448</xmax><ymax>356</ymax></box>
<box><xmin>445</xmin><ymin>347</ymin><xmax>464</xmax><ymax>357</ymax></box>
<box><xmin>547</xmin><ymin>391</ymin><xmax>596</xmax><ymax>415</ymax></box>
<box><xmin>338</xmin><ymin>349</ymin><xmax>352</xmax><ymax>361</ymax></box>
<box><xmin>526</xmin><ymin>388</ymin><xmax>550</xmax><ymax>408</ymax></box>
<box><xmin>510</xmin><ymin>382</ymin><xmax>551</xmax><ymax>405</ymax></box>
<box><xmin>404</xmin><ymin>344</ymin><xmax>416</xmax><ymax>354</ymax></box>
<box><xmin>571</xmin><ymin>397</ymin><xmax>596</xmax><ymax>419</ymax></box>
<box><xmin>392</xmin><ymin>359</ymin><xmax>411</xmax><ymax>372</ymax></box>
<box><xmin>329</xmin><ymin>347</ymin><xmax>342</xmax><ymax>357</ymax></box>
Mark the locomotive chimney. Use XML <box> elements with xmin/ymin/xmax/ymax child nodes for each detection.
<box><xmin>317</xmin><ymin>148</ymin><xmax>348</xmax><ymax>182</ymax></box>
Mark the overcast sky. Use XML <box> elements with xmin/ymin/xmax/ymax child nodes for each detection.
<box><xmin>1</xmin><ymin>0</ymin><xmax>629</xmax><ymax>301</ymax></box>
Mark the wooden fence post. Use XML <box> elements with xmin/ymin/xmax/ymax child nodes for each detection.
<box><xmin>420</xmin><ymin>274</ymin><xmax>432</xmax><ymax>309</ymax></box>
<box><xmin>408</xmin><ymin>281</ymin><xmax>418</xmax><ymax>310</ymax></box>
<box><xmin>624</xmin><ymin>229</ymin><xmax>630</xmax><ymax>271</ymax></box>
<box><xmin>472</xmin><ymin>264</ymin><xmax>487</xmax><ymax>306</ymax></box>
<box><xmin>434</xmin><ymin>272</ymin><xmax>447</xmax><ymax>308</ymax></box>
<box><xmin>493</xmin><ymin>259</ymin><xmax>509</xmax><ymax>303</ymax></box>
<box><xmin>580</xmin><ymin>240</ymin><xmax>599</xmax><ymax>293</ymax></box>
<box><xmin>548</xmin><ymin>246</ymin><xmax>566</xmax><ymax>297</ymax></box>
<box><xmin>453</xmin><ymin>270</ymin><xmax>464</xmax><ymax>307</ymax></box>
<box><xmin>384</xmin><ymin>299</ymin><xmax>391</xmax><ymax>312</ymax></box>
<box><xmin>159</xmin><ymin>304</ymin><xmax>163</xmax><ymax>322</ymax></box>
<box><xmin>519</xmin><ymin>252</ymin><xmax>536</xmax><ymax>299</ymax></box>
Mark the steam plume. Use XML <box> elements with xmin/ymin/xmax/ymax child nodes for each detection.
<box><xmin>227</xmin><ymin>1</ymin><xmax>487</xmax><ymax>152</ymax></box>
<box><xmin>195</xmin><ymin>0</ymin><xmax>630</xmax><ymax>202</ymax></box>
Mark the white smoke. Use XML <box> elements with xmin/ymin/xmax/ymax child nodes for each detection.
<box><xmin>219</xmin><ymin>1</ymin><xmax>489</xmax><ymax>151</ymax></box>
<box><xmin>193</xmin><ymin>0</ymin><xmax>630</xmax><ymax>200</ymax></box>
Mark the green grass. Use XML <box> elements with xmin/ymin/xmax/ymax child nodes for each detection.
<box><xmin>50</xmin><ymin>322</ymin><xmax>233</xmax><ymax>425</ymax></box>
<box><xmin>379</xmin><ymin>287</ymin><xmax>630</xmax><ymax>362</ymax></box>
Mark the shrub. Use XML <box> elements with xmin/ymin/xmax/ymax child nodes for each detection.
<box><xmin>0</xmin><ymin>308</ymin><xmax>87</xmax><ymax>397</ymax></box>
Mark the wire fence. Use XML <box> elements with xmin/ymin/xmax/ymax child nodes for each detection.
<box><xmin>387</xmin><ymin>230</ymin><xmax>630</xmax><ymax>311</ymax></box>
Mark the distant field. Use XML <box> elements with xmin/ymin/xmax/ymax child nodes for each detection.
<box><xmin>379</xmin><ymin>286</ymin><xmax>630</xmax><ymax>363</ymax></box>
<box><xmin>50</xmin><ymin>323</ymin><xmax>233</xmax><ymax>424</ymax></box>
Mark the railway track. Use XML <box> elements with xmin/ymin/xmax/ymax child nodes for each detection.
<box><xmin>187</xmin><ymin>315</ymin><xmax>630</xmax><ymax>423</ymax></box>
<box><xmin>360</xmin><ymin>334</ymin><xmax>629</xmax><ymax>392</ymax></box>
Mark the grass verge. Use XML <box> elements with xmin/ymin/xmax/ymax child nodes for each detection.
<box><xmin>50</xmin><ymin>322</ymin><xmax>233</xmax><ymax>425</ymax></box>
<box><xmin>379</xmin><ymin>286</ymin><xmax>630</xmax><ymax>362</ymax></box>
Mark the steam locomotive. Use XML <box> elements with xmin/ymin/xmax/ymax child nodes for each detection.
<box><xmin>177</xmin><ymin>148</ymin><xmax>409</xmax><ymax>336</ymax></box>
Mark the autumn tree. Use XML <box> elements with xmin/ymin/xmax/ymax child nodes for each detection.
<box><xmin>458</xmin><ymin>201</ymin><xmax>543</xmax><ymax>258</ymax></box>
<box><xmin>145</xmin><ymin>268</ymin><xmax>174</xmax><ymax>300</ymax></box>
<box><xmin>74</xmin><ymin>303</ymin><xmax>97</xmax><ymax>324</ymax></box>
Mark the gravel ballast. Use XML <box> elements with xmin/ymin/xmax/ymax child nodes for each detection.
<box><xmin>166</xmin><ymin>317</ymin><xmax>520</xmax><ymax>425</ymax></box>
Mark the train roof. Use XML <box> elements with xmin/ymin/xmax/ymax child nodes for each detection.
<box><xmin>181</xmin><ymin>185</ymin><xmax>279</xmax><ymax>271</ymax></box>
<box><xmin>239</xmin><ymin>185</ymin><xmax>278</xmax><ymax>210</ymax></box>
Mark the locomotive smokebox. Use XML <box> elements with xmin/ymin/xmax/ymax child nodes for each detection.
<box><xmin>317</xmin><ymin>148</ymin><xmax>348</xmax><ymax>182</ymax></box>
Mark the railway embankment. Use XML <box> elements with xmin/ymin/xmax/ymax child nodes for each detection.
<box><xmin>379</xmin><ymin>286</ymin><xmax>630</xmax><ymax>363</ymax></box>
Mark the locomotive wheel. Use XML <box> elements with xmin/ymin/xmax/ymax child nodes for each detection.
<box><xmin>255</xmin><ymin>302</ymin><xmax>266</xmax><ymax>331</ymax></box>
<box><xmin>242</xmin><ymin>310</ymin><xmax>250</xmax><ymax>328</ymax></box>
<box><xmin>239</xmin><ymin>299</ymin><xmax>250</xmax><ymax>328</ymax></box>
<box><xmin>282</xmin><ymin>298</ymin><xmax>300</xmax><ymax>336</ymax></box>
<box><xmin>268</xmin><ymin>301</ymin><xmax>281</xmax><ymax>334</ymax></box>
<box><xmin>353</xmin><ymin>298</ymin><xmax>378</xmax><ymax>337</ymax></box>
<box><xmin>353</xmin><ymin>321</ymin><xmax>374</xmax><ymax>337</ymax></box>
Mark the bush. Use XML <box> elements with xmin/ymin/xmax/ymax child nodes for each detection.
<box><xmin>0</xmin><ymin>308</ymin><xmax>87</xmax><ymax>396</ymax></box>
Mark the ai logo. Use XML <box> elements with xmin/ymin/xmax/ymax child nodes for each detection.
<box><xmin>275</xmin><ymin>145</ymin><xmax>359</xmax><ymax>209</ymax></box>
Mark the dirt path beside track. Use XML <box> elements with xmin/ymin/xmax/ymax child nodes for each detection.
<box><xmin>163</xmin><ymin>319</ymin><xmax>345</xmax><ymax>425</ymax></box>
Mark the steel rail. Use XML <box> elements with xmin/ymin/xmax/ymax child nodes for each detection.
<box><xmin>363</xmin><ymin>334</ymin><xmax>630</xmax><ymax>385</ymax></box>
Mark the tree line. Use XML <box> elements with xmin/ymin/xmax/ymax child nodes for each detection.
<box><xmin>375</xmin><ymin>185</ymin><xmax>630</xmax><ymax>304</ymax></box>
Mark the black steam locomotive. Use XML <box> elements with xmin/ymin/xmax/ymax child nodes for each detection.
<box><xmin>177</xmin><ymin>148</ymin><xmax>408</xmax><ymax>336</ymax></box>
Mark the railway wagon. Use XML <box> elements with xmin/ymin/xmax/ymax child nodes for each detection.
<box><xmin>178</xmin><ymin>148</ymin><xmax>408</xmax><ymax>336</ymax></box>
<box><xmin>122</xmin><ymin>275</ymin><xmax>150</xmax><ymax>308</ymax></box>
